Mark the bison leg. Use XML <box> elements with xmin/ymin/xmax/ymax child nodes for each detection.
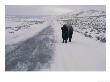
<box><xmin>69</xmin><ymin>38</ymin><xmax>71</xmax><ymax>42</ymax></box>
<box><xmin>65</xmin><ymin>40</ymin><xmax>67</xmax><ymax>43</ymax></box>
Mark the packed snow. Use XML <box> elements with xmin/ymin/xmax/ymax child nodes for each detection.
<box><xmin>49</xmin><ymin>20</ymin><xmax>106</xmax><ymax>71</ymax></box>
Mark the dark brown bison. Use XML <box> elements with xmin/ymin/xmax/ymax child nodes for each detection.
<box><xmin>61</xmin><ymin>24</ymin><xmax>68</xmax><ymax>43</ymax></box>
<box><xmin>61</xmin><ymin>24</ymin><xmax>73</xmax><ymax>43</ymax></box>
<box><xmin>67</xmin><ymin>25</ymin><xmax>73</xmax><ymax>42</ymax></box>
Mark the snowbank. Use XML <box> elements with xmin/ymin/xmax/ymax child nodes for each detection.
<box><xmin>6</xmin><ymin>21</ymin><xmax>50</xmax><ymax>45</ymax></box>
<box><xmin>58</xmin><ymin>10</ymin><xmax>106</xmax><ymax>43</ymax></box>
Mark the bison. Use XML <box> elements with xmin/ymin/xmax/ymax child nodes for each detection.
<box><xmin>61</xmin><ymin>24</ymin><xmax>73</xmax><ymax>43</ymax></box>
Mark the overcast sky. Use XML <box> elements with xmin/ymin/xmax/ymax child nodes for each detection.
<box><xmin>5</xmin><ymin>5</ymin><xmax>106</xmax><ymax>16</ymax></box>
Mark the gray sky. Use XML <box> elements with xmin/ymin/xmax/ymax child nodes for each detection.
<box><xmin>5</xmin><ymin>5</ymin><xmax>106</xmax><ymax>16</ymax></box>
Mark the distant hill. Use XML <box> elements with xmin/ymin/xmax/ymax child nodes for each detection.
<box><xmin>58</xmin><ymin>9</ymin><xmax>106</xmax><ymax>20</ymax></box>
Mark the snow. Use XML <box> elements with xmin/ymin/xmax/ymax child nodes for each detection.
<box><xmin>58</xmin><ymin>10</ymin><xmax>106</xmax><ymax>43</ymax></box>
<box><xmin>5</xmin><ymin>15</ymin><xmax>48</xmax><ymax>22</ymax></box>
<box><xmin>75</xmin><ymin>10</ymin><xmax>105</xmax><ymax>17</ymax></box>
<box><xmin>5</xmin><ymin>21</ymin><xmax>23</xmax><ymax>27</ymax></box>
<box><xmin>58</xmin><ymin>10</ymin><xmax>106</xmax><ymax>19</ymax></box>
<box><xmin>6</xmin><ymin>20</ymin><xmax>50</xmax><ymax>45</ymax></box>
<box><xmin>49</xmin><ymin>21</ymin><xmax>106</xmax><ymax>71</ymax></box>
<box><xmin>5</xmin><ymin>11</ymin><xmax>106</xmax><ymax>71</ymax></box>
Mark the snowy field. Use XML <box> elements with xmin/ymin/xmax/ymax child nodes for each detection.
<box><xmin>5</xmin><ymin>9</ymin><xmax>106</xmax><ymax>71</ymax></box>
<box><xmin>58</xmin><ymin>10</ymin><xmax>106</xmax><ymax>43</ymax></box>
<box><xmin>5</xmin><ymin>16</ymin><xmax>49</xmax><ymax>45</ymax></box>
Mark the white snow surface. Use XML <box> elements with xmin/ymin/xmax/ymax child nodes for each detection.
<box><xmin>5</xmin><ymin>16</ymin><xmax>106</xmax><ymax>71</ymax></box>
<box><xmin>48</xmin><ymin>20</ymin><xmax>106</xmax><ymax>71</ymax></box>
<box><xmin>6</xmin><ymin>21</ymin><xmax>50</xmax><ymax>45</ymax></box>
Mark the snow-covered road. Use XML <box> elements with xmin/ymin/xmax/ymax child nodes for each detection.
<box><xmin>49</xmin><ymin>21</ymin><xmax>106</xmax><ymax>71</ymax></box>
<box><xmin>5</xmin><ymin>20</ymin><xmax>106</xmax><ymax>71</ymax></box>
<box><xmin>5</xmin><ymin>25</ymin><xmax>55</xmax><ymax>71</ymax></box>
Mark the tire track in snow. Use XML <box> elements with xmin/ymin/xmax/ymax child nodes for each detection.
<box><xmin>5</xmin><ymin>25</ymin><xmax>55</xmax><ymax>71</ymax></box>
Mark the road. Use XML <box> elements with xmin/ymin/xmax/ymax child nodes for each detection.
<box><xmin>5</xmin><ymin>25</ymin><xmax>55</xmax><ymax>71</ymax></box>
<box><xmin>5</xmin><ymin>21</ymin><xmax>106</xmax><ymax>71</ymax></box>
<box><xmin>49</xmin><ymin>21</ymin><xmax>106</xmax><ymax>71</ymax></box>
